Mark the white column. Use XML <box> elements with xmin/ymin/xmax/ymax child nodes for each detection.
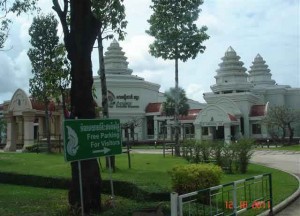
<box><xmin>224</xmin><ymin>124</ymin><xmax>231</xmax><ymax>144</ymax></box>
<box><xmin>194</xmin><ymin>124</ymin><xmax>202</xmax><ymax>140</ymax></box>
<box><xmin>4</xmin><ymin>111</ymin><xmax>17</xmax><ymax>152</ymax></box>
<box><xmin>39</xmin><ymin>117</ymin><xmax>44</xmax><ymax>138</ymax></box>
<box><xmin>244</xmin><ymin>116</ymin><xmax>250</xmax><ymax>138</ymax></box>
<box><xmin>154</xmin><ymin>118</ymin><xmax>158</xmax><ymax>140</ymax></box>
<box><xmin>180</xmin><ymin>125</ymin><xmax>184</xmax><ymax>139</ymax></box>
<box><xmin>23</xmin><ymin>111</ymin><xmax>36</xmax><ymax>149</ymax></box>
<box><xmin>167</xmin><ymin>121</ymin><xmax>171</xmax><ymax>140</ymax></box>
<box><xmin>16</xmin><ymin>116</ymin><xmax>23</xmax><ymax>143</ymax></box>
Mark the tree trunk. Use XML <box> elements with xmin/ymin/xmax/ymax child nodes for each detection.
<box><xmin>60</xmin><ymin>87</ymin><xmax>67</xmax><ymax>118</ymax></box>
<box><xmin>174</xmin><ymin>57</ymin><xmax>180</xmax><ymax>156</ymax></box>
<box><xmin>281</xmin><ymin>126</ymin><xmax>286</xmax><ymax>143</ymax></box>
<box><xmin>44</xmin><ymin>100</ymin><xmax>51</xmax><ymax>153</ymax></box>
<box><xmin>97</xmin><ymin>35</ymin><xmax>109</xmax><ymax>119</ymax></box>
<box><xmin>65</xmin><ymin>0</ymin><xmax>101</xmax><ymax>213</ymax></box>
<box><xmin>287</xmin><ymin>123</ymin><xmax>294</xmax><ymax>144</ymax></box>
<box><xmin>97</xmin><ymin>34</ymin><xmax>116</xmax><ymax>171</ymax></box>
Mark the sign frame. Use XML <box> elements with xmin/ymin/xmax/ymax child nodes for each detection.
<box><xmin>63</xmin><ymin>119</ymin><xmax>122</xmax><ymax>162</ymax></box>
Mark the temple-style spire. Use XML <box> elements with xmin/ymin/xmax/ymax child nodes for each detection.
<box><xmin>248</xmin><ymin>54</ymin><xmax>275</xmax><ymax>86</ymax></box>
<box><xmin>101</xmin><ymin>40</ymin><xmax>133</xmax><ymax>75</ymax></box>
<box><xmin>211</xmin><ymin>46</ymin><xmax>252</xmax><ymax>94</ymax></box>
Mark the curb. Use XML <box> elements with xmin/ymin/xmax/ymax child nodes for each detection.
<box><xmin>257</xmin><ymin>168</ymin><xmax>300</xmax><ymax>216</ymax></box>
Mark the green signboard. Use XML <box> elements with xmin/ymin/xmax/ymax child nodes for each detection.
<box><xmin>63</xmin><ymin>119</ymin><xmax>122</xmax><ymax>162</ymax></box>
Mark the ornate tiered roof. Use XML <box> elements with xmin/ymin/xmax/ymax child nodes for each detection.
<box><xmin>102</xmin><ymin>39</ymin><xmax>133</xmax><ymax>75</ymax></box>
<box><xmin>211</xmin><ymin>46</ymin><xmax>252</xmax><ymax>94</ymax></box>
<box><xmin>248</xmin><ymin>54</ymin><xmax>275</xmax><ymax>86</ymax></box>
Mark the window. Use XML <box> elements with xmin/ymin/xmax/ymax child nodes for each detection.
<box><xmin>252</xmin><ymin>124</ymin><xmax>261</xmax><ymax>134</ymax></box>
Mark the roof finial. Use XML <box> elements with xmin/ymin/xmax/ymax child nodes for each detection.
<box><xmin>227</xmin><ymin>46</ymin><xmax>235</xmax><ymax>53</ymax></box>
<box><xmin>112</xmin><ymin>38</ymin><xmax>118</xmax><ymax>44</ymax></box>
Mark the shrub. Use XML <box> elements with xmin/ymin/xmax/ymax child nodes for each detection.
<box><xmin>181</xmin><ymin>139</ymin><xmax>254</xmax><ymax>174</ymax></box>
<box><xmin>199</xmin><ymin>140</ymin><xmax>212</xmax><ymax>163</ymax></box>
<box><xmin>182</xmin><ymin>140</ymin><xmax>213</xmax><ymax>163</ymax></box>
<box><xmin>232</xmin><ymin>139</ymin><xmax>255</xmax><ymax>173</ymax></box>
<box><xmin>181</xmin><ymin>139</ymin><xmax>196</xmax><ymax>162</ymax></box>
<box><xmin>169</xmin><ymin>164</ymin><xmax>222</xmax><ymax>195</ymax></box>
<box><xmin>211</xmin><ymin>141</ymin><xmax>224</xmax><ymax>167</ymax></box>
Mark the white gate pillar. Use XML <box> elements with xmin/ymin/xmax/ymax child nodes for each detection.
<box><xmin>23</xmin><ymin>110</ymin><xmax>36</xmax><ymax>149</ymax></box>
<box><xmin>4</xmin><ymin>111</ymin><xmax>17</xmax><ymax>151</ymax></box>
<box><xmin>224</xmin><ymin>124</ymin><xmax>231</xmax><ymax>144</ymax></box>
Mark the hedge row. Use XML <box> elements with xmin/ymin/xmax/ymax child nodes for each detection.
<box><xmin>0</xmin><ymin>172</ymin><xmax>169</xmax><ymax>201</ymax></box>
<box><xmin>182</xmin><ymin>139</ymin><xmax>255</xmax><ymax>173</ymax></box>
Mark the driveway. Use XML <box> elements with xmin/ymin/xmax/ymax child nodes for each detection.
<box><xmin>251</xmin><ymin>150</ymin><xmax>300</xmax><ymax>215</ymax></box>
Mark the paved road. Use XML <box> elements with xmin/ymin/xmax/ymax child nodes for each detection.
<box><xmin>251</xmin><ymin>150</ymin><xmax>300</xmax><ymax>216</ymax></box>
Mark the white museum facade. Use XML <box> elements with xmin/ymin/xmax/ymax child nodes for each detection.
<box><xmin>1</xmin><ymin>40</ymin><xmax>299</xmax><ymax>150</ymax></box>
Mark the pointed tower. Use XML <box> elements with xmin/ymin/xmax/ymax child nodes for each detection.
<box><xmin>101</xmin><ymin>39</ymin><xmax>133</xmax><ymax>75</ymax></box>
<box><xmin>248</xmin><ymin>54</ymin><xmax>275</xmax><ymax>86</ymax></box>
<box><xmin>211</xmin><ymin>46</ymin><xmax>252</xmax><ymax>94</ymax></box>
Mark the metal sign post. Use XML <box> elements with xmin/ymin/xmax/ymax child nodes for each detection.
<box><xmin>78</xmin><ymin>161</ymin><xmax>84</xmax><ymax>216</ymax></box>
<box><xmin>108</xmin><ymin>157</ymin><xmax>115</xmax><ymax>208</ymax></box>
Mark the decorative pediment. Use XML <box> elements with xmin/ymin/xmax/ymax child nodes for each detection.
<box><xmin>8</xmin><ymin>89</ymin><xmax>32</xmax><ymax>112</ymax></box>
<box><xmin>215</xmin><ymin>98</ymin><xmax>241</xmax><ymax>115</ymax></box>
<box><xmin>194</xmin><ymin>104</ymin><xmax>238</xmax><ymax>126</ymax></box>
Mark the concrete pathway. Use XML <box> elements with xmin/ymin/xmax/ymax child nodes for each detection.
<box><xmin>251</xmin><ymin>150</ymin><xmax>300</xmax><ymax>216</ymax></box>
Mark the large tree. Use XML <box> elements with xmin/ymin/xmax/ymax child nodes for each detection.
<box><xmin>28</xmin><ymin>13</ymin><xmax>69</xmax><ymax>153</ymax></box>
<box><xmin>264</xmin><ymin>106</ymin><xmax>300</xmax><ymax>144</ymax></box>
<box><xmin>1</xmin><ymin>0</ymin><xmax>106</xmax><ymax>213</ymax></box>
<box><xmin>52</xmin><ymin>1</ymin><xmax>103</xmax><ymax>213</ymax></box>
<box><xmin>92</xmin><ymin>0</ymin><xmax>127</xmax><ymax>171</ymax></box>
<box><xmin>146</xmin><ymin>0</ymin><xmax>209</xmax><ymax>155</ymax></box>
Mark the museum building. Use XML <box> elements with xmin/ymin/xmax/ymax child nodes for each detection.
<box><xmin>1</xmin><ymin>40</ymin><xmax>299</xmax><ymax>151</ymax></box>
<box><xmin>194</xmin><ymin>47</ymin><xmax>300</xmax><ymax>143</ymax></box>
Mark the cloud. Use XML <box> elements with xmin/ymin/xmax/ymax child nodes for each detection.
<box><xmin>1</xmin><ymin>0</ymin><xmax>299</xmax><ymax>103</ymax></box>
<box><xmin>120</xmin><ymin>35</ymin><xmax>172</xmax><ymax>71</ymax></box>
<box><xmin>0</xmin><ymin>49</ymin><xmax>31</xmax><ymax>100</ymax></box>
<box><xmin>186</xmin><ymin>84</ymin><xmax>206</xmax><ymax>103</ymax></box>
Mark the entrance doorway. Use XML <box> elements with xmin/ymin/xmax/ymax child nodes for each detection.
<box><xmin>211</xmin><ymin>126</ymin><xmax>224</xmax><ymax>140</ymax></box>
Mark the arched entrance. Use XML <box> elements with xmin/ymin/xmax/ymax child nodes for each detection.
<box><xmin>194</xmin><ymin>105</ymin><xmax>240</xmax><ymax>143</ymax></box>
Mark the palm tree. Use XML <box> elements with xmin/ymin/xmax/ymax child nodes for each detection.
<box><xmin>163</xmin><ymin>87</ymin><xmax>189</xmax><ymax>155</ymax></box>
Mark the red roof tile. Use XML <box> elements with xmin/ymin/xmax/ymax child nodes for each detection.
<box><xmin>250</xmin><ymin>105</ymin><xmax>266</xmax><ymax>117</ymax></box>
<box><xmin>31</xmin><ymin>100</ymin><xmax>56</xmax><ymax>112</ymax></box>
<box><xmin>179</xmin><ymin>109</ymin><xmax>202</xmax><ymax>120</ymax></box>
<box><xmin>228</xmin><ymin>114</ymin><xmax>237</xmax><ymax>121</ymax></box>
<box><xmin>146</xmin><ymin>103</ymin><xmax>162</xmax><ymax>113</ymax></box>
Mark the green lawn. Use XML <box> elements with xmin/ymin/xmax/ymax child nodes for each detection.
<box><xmin>0</xmin><ymin>152</ymin><xmax>298</xmax><ymax>215</ymax></box>
<box><xmin>0</xmin><ymin>184</ymin><xmax>68</xmax><ymax>216</ymax></box>
<box><xmin>255</xmin><ymin>144</ymin><xmax>300</xmax><ymax>151</ymax></box>
<box><xmin>0</xmin><ymin>183</ymin><xmax>164</xmax><ymax>216</ymax></box>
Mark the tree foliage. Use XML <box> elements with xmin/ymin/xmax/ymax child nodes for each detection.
<box><xmin>147</xmin><ymin>0</ymin><xmax>209</xmax><ymax>156</ymax></box>
<box><xmin>0</xmin><ymin>0</ymin><xmax>38</xmax><ymax>48</ymax></box>
<box><xmin>28</xmin><ymin>13</ymin><xmax>69</xmax><ymax>101</ymax></box>
<box><xmin>146</xmin><ymin>0</ymin><xmax>209</xmax><ymax>62</ymax></box>
<box><xmin>92</xmin><ymin>0</ymin><xmax>127</xmax><ymax>41</ymax></box>
<box><xmin>263</xmin><ymin>105</ymin><xmax>300</xmax><ymax>143</ymax></box>
<box><xmin>163</xmin><ymin>87</ymin><xmax>189</xmax><ymax>117</ymax></box>
<box><xmin>28</xmin><ymin>13</ymin><xmax>70</xmax><ymax>152</ymax></box>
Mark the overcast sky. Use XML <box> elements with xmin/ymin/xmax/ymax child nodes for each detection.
<box><xmin>0</xmin><ymin>0</ymin><xmax>299</xmax><ymax>103</ymax></box>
